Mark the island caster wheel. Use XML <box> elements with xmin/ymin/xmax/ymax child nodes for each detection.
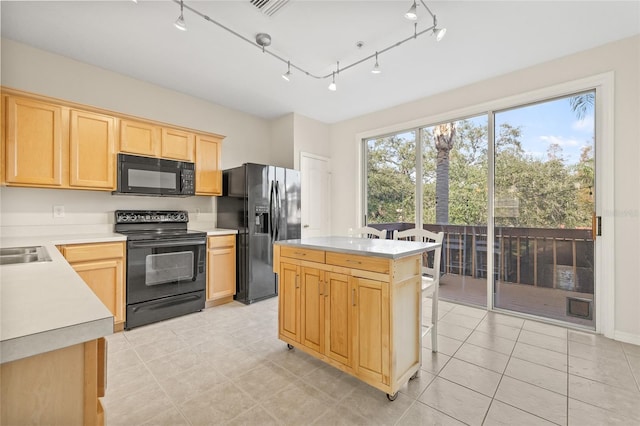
<box><xmin>386</xmin><ymin>392</ymin><xmax>398</xmax><ymax>401</ymax></box>
<box><xmin>409</xmin><ymin>370</ymin><xmax>421</xmax><ymax>380</ymax></box>
<box><xmin>286</xmin><ymin>343</ymin><xmax>294</xmax><ymax>350</ymax></box>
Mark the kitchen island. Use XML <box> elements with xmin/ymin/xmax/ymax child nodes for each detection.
<box><xmin>273</xmin><ymin>236</ymin><xmax>438</xmax><ymax>399</ymax></box>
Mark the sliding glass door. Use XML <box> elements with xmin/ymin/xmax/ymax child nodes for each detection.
<box><xmin>362</xmin><ymin>89</ymin><xmax>597</xmax><ymax>329</ymax></box>
<box><xmin>492</xmin><ymin>92</ymin><xmax>595</xmax><ymax>327</ymax></box>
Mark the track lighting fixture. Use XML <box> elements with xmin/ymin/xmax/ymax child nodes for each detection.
<box><xmin>174</xmin><ymin>0</ymin><xmax>186</xmax><ymax>31</ymax></box>
<box><xmin>328</xmin><ymin>72</ymin><xmax>337</xmax><ymax>91</ymax></box>
<box><xmin>404</xmin><ymin>1</ymin><xmax>418</xmax><ymax>21</ymax></box>
<box><xmin>168</xmin><ymin>0</ymin><xmax>445</xmax><ymax>89</ymax></box>
<box><xmin>371</xmin><ymin>52</ymin><xmax>381</xmax><ymax>74</ymax></box>
<box><xmin>282</xmin><ymin>61</ymin><xmax>292</xmax><ymax>81</ymax></box>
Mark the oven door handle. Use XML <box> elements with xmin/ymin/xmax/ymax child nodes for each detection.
<box><xmin>131</xmin><ymin>293</ymin><xmax>202</xmax><ymax>312</ymax></box>
<box><xmin>128</xmin><ymin>238</ymin><xmax>207</xmax><ymax>248</ymax></box>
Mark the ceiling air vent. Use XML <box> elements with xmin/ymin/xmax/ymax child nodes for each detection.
<box><xmin>250</xmin><ymin>0</ymin><xmax>290</xmax><ymax>17</ymax></box>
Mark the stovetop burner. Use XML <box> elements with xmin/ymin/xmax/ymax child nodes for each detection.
<box><xmin>114</xmin><ymin>210</ymin><xmax>206</xmax><ymax>241</ymax></box>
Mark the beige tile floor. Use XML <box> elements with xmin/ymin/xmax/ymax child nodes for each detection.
<box><xmin>102</xmin><ymin>297</ymin><xmax>640</xmax><ymax>425</ymax></box>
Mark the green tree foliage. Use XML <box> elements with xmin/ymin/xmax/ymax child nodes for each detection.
<box><xmin>367</xmin><ymin>119</ymin><xmax>594</xmax><ymax>229</ymax></box>
<box><xmin>366</xmin><ymin>132</ymin><xmax>416</xmax><ymax>223</ymax></box>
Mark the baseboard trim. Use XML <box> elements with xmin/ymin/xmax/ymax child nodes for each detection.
<box><xmin>614</xmin><ymin>330</ymin><xmax>640</xmax><ymax>346</ymax></box>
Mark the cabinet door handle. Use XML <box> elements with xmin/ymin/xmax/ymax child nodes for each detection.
<box><xmin>295</xmin><ymin>275</ymin><xmax>299</xmax><ymax>289</ymax></box>
<box><xmin>324</xmin><ymin>281</ymin><xmax>328</xmax><ymax>298</ymax></box>
<box><xmin>294</xmin><ymin>251</ymin><xmax>307</xmax><ymax>256</ymax></box>
<box><xmin>346</xmin><ymin>259</ymin><xmax>362</xmax><ymax>264</ymax></box>
<box><xmin>352</xmin><ymin>288</ymin><xmax>356</xmax><ymax>306</ymax></box>
<box><xmin>319</xmin><ymin>281</ymin><xmax>323</xmax><ymax>296</ymax></box>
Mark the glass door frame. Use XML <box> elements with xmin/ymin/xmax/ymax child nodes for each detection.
<box><xmin>484</xmin><ymin>73</ymin><xmax>614</xmax><ymax>338</ymax></box>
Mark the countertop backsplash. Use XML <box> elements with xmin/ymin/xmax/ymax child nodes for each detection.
<box><xmin>0</xmin><ymin>186</ymin><xmax>217</xmax><ymax>237</ymax></box>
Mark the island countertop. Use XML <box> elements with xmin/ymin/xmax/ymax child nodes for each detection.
<box><xmin>274</xmin><ymin>236</ymin><xmax>439</xmax><ymax>259</ymax></box>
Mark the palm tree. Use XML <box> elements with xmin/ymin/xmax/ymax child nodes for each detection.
<box><xmin>570</xmin><ymin>93</ymin><xmax>594</xmax><ymax>119</ymax></box>
<box><xmin>434</xmin><ymin>123</ymin><xmax>456</xmax><ymax>224</ymax></box>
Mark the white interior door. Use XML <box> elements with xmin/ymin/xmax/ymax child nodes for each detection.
<box><xmin>301</xmin><ymin>152</ymin><xmax>331</xmax><ymax>237</ymax></box>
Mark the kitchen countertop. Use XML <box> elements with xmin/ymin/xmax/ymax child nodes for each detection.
<box><xmin>275</xmin><ymin>236</ymin><xmax>439</xmax><ymax>259</ymax></box>
<box><xmin>0</xmin><ymin>236</ymin><xmax>116</xmax><ymax>364</ymax></box>
<box><xmin>0</xmin><ymin>228</ymin><xmax>236</xmax><ymax>364</ymax></box>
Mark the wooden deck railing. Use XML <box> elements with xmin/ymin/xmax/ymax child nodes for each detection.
<box><xmin>370</xmin><ymin>222</ymin><xmax>594</xmax><ymax>295</ymax></box>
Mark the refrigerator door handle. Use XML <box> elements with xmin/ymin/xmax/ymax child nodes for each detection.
<box><xmin>269</xmin><ymin>180</ymin><xmax>276</xmax><ymax>242</ymax></box>
<box><xmin>274</xmin><ymin>180</ymin><xmax>281</xmax><ymax>241</ymax></box>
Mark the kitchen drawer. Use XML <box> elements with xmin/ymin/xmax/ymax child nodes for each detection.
<box><xmin>326</xmin><ymin>252</ymin><xmax>390</xmax><ymax>274</ymax></box>
<box><xmin>280</xmin><ymin>246</ymin><xmax>325</xmax><ymax>263</ymax></box>
<box><xmin>207</xmin><ymin>235</ymin><xmax>236</xmax><ymax>249</ymax></box>
<box><xmin>60</xmin><ymin>242</ymin><xmax>125</xmax><ymax>262</ymax></box>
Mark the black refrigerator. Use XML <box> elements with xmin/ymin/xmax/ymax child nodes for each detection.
<box><xmin>217</xmin><ymin>163</ymin><xmax>301</xmax><ymax>304</ymax></box>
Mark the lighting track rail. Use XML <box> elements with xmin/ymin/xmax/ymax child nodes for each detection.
<box><xmin>170</xmin><ymin>0</ymin><xmax>446</xmax><ymax>89</ymax></box>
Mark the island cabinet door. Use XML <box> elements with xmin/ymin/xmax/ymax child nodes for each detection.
<box><xmin>352</xmin><ymin>277</ymin><xmax>390</xmax><ymax>386</ymax></box>
<box><xmin>278</xmin><ymin>262</ymin><xmax>301</xmax><ymax>343</ymax></box>
<box><xmin>300</xmin><ymin>267</ymin><xmax>324</xmax><ymax>353</ymax></box>
<box><xmin>324</xmin><ymin>272</ymin><xmax>352</xmax><ymax>367</ymax></box>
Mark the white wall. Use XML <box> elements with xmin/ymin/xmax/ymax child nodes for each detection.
<box><xmin>293</xmin><ymin>113</ymin><xmax>330</xmax><ymax>170</ymax></box>
<box><xmin>270</xmin><ymin>113</ymin><xmax>295</xmax><ymax>168</ymax></box>
<box><xmin>329</xmin><ymin>35</ymin><xmax>640</xmax><ymax>342</ymax></box>
<box><xmin>0</xmin><ymin>38</ymin><xmax>275</xmax><ymax>232</ymax></box>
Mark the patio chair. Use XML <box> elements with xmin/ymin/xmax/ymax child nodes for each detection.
<box><xmin>348</xmin><ymin>226</ymin><xmax>387</xmax><ymax>239</ymax></box>
<box><xmin>393</xmin><ymin>228</ymin><xmax>444</xmax><ymax>352</ymax></box>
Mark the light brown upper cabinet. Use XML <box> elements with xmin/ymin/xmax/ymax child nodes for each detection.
<box><xmin>195</xmin><ymin>134</ymin><xmax>222</xmax><ymax>195</ymax></box>
<box><xmin>69</xmin><ymin>110</ymin><xmax>116</xmax><ymax>190</ymax></box>
<box><xmin>161</xmin><ymin>127</ymin><xmax>194</xmax><ymax>162</ymax></box>
<box><xmin>2</xmin><ymin>88</ymin><xmax>225</xmax><ymax>195</ymax></box>
<box><xmin>4</xmin><ymin>96</ymin><xmax>66</xmax><ymax>187</ymax></box>
<box><xmin>120</xmin><ymin>120</ymin><xmax>195</xmax><ymax>162</ymax></box>
<box><xmin>119</xmin><ymin>119</ymin><xmax>160</xmax><ymax>157</ymax></box>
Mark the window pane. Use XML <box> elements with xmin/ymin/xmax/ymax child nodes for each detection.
<box><xmin>365</xmin><ymin>131</ymin><xmax>416</xmax><ymax>225</ymax></box>
<box><xmin>422</xmin><ymin>115</ymin><xmax>489</xmax><ymax>307</ymax></box>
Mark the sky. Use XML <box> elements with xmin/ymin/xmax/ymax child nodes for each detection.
<box><xmin>494</xmin><ymin>93</ymin><xmax>595</xmax><ymax>165</ymax></box>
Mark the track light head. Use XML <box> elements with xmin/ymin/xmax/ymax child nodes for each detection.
<box><xmin>434</xmin><ymin>27</ymin><xmax>446</xmax><ymax>41</ymax></box>
<box><xmin>371</xmin><ymin>52</ymin><xmax>382</xmax><ymax>74</ymax></box>
<box><xmin>174</xmin><ymin>15</ymin><xmax>186</xmax><ymax>31</ymax></box>
<box><xmin>404</xmin><ymin>1</ymin><xmax>418</xmax><ymax>21</ymax></box>
<box><xmin>328</xmin><ymin>72</ymin><xmax>337</xmax><ymax>91</ymax></box>
<box><xmin>174</xmin><ymin>0</ymin><xmax>186</xmax><ymax>31</ymax></box>
<box><xmin>282</xmin><ymin>61</ymin><xmax>292</xmax><ymax>81</ymax></box>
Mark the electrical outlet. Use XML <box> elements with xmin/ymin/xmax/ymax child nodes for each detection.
<box><xmin>53</xmin><ymin>205</ymin><xmax>65</xmax><ymax>218</ymax></box>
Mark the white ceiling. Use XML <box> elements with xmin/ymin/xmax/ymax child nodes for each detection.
<box><xmin>1</xmin><ymin>1</ymin><xmax>639</xmax><ymax>123</ymax></box>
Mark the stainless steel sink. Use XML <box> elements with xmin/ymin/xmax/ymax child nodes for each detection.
<box><xmin>0</xmin><ymin>247</ymin><xmax>39</xmax><ymax>256</ymax></box>
<box><xmin>0</xmin><ymin>246</ymin><xmax>52</xmax><ymax>265</ymax></box>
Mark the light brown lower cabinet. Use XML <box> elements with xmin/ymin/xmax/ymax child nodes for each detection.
<box><xmin>274</xmin><ymin>245</ymin><xmax>422</xmax><ymax>398</ymax></box>
<box><xmin>206</xmin><ymin>235</ymin><xmax>236</xmax><ymax>306</ymax></box>
<box><xmin>58</xmin><ymin>242</ymin><xmax>126</xmax><ymax>330</ymax></box>
<box><xmin>0</xmin><ymin>337</ymin><xmax>107</xmax><ymax>426</ymax></box>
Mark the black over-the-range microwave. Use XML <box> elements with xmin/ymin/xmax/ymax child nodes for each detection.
<box><xmin>114</xmin><ymin>153</ymin><xmax>196</xmax><ymax>197</ymax></box>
